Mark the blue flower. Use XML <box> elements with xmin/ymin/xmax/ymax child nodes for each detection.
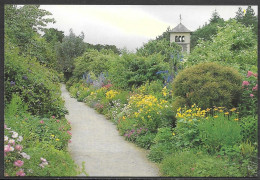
<box><xmin>10</xmin><ymin>81</ymin><xmax>15</xmax><ymax>86</ymax></box>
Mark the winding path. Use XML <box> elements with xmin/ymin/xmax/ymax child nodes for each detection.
<box><xmin>61</xmin><ymin>84</ymin><xmax>159</xmax><ymax>177</ymax></box>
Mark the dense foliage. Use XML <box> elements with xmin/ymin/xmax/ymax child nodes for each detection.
<box><xmin>4</xmin><ymin>5</ymin><xmax>78</xmax><ymax>176</ymax></box>
<box><xmin>172</xmin><ymin>62</ymin><xmax>242</xmax><ymax>109</ymax></box>
<box><xmin>187</xmin><ymin>20</ymin><xmax>257</xmax><ymax>72</ymax></box>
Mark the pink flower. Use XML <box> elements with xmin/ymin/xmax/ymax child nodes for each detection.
<box><xmin>250</xmin><ymin>94</ymin><xmax>254</xmax><ymax>97</ymax></box>
<box><xmin>4</xmin><ymin>145</ymin><xmax>11</xmax><ymax>152</ymax></box>
<box><xmin>15</xmin><ymin>145</ymin><xmax>23</xmax><ymax>151</ymax></box>
<box><xmin>67</xmin><ymin>131</ymin><xmax>72</xmax><ymax>136</ymax></box>
<box><xmin>40</xmin><ymin>157</ymin><xmax>47</xmax><ymax>162</ymax></box>
<box><xmin>191</xmin><ymin>168</ymin><xmax>195</xmax><ymax>171</ymax></box>
<box><xmin>51</xmin><ymin>116</ymin><xmax>55</xmax><ymax>119</ymax></box>
<box><xmin>68</xmin><ymin>140</ymin><xmax>72</xmax><ymax>143</ymax></box>
<box><xmin>40</xmin><ymin>120</ymin><xmax>44</xmax><ymax>124</ymax></box>
<box><xmin>14</xmin><ymin>160</ymin><xmax>24</xmax><ymax>167</ymax></box>
<box><xmin>247</xmin><ymin>71</ymin><xmax>254</xmax><ymax>77</ymax></box>
<box><xmin>254</xmin><ymin>73</ymin><xmax>258</xmax><ymax>77</ymax></box>
<box><xmin>242</xmin><ymin>81</ymin><xmax>250</xmax><ymax>86</ymax></box>
<box><xmin>16</xmin><ymin>169</ymin><xmax>26</xmax><ymax>176</ymax></box>
<box><xmin>4</xmin><ymin>124</ymin><xmax>7</xmax><ymax>129</ymax></box>
<box><xmin>56</xmin><ymin>120</ymin><xmax>60</xmax><ymax>123</ymax></box>
<box><xmin>252</xmin><ymin>84</ymin><xmax>258</xmax><ymax>91</ymax></box>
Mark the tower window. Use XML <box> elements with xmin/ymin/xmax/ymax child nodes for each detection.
<box><xmin>182</xmin><ymin>36</ymin><xmax>185</xmax><ymax>42</ymax></box>
<box><xmin>175</xmin><ymin>36</ymin><xmax>179</xmax><ymax>42</ymax></box>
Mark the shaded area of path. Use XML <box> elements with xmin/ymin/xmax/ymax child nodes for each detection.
<box><xmin>61</xmin><ymin>84</ymin><xmax>159</xmax><ymax>177</ymax></box>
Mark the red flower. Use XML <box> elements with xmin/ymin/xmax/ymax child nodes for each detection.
<box><xmin>67</xmin><ymin>131</ymin><xmax>72</xmax><ymax>136</ymax></box>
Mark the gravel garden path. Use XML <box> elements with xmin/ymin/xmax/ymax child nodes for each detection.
<box><xmin>61</xmin><ymin>84</ymin><xmax>160</xmax><ymax>177</ymax></box>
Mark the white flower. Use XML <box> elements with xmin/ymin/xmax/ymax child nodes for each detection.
<box><xmin>12</xmin><ymin>132</ymin><xmax>18</xmax><ymax>138</ymax></box>
<box><xmin>20</xmin><ymin>152</ymin><xmax>30</xmax><ymax>160</ymax></box>
<box><xmin>42</xmin><ymin>161</ymin><xmax>48</xmax><ymax>166</ymax></box>
<box><xmin>4</xmin><ymin>136</ymin><xmax>8</xmax><ymax>142</ymax></box>
<box><xmin>8</xmin><ymin>139</ymin><xmax>15</xmax><ymax>145</ymax></box>
<box><xmin>17</xmin><ymin>136</ymin><xmax>23</xmax><ymax>142</ymax></box>
<box><xmin>39</xmin><ymin>163</ymin><xmax>45</xmax><ymax>168</ymax></box>
<box><xmin>9</xmin><ymin>146</ymin><xmax>14</xmax><ymax>151</ymax></box>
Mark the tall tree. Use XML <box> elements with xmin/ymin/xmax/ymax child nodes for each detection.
<box><xmin>56</xmin><ymin>29</ymin><xmax>86</xmax><ymax>80</ymax></box>
<box><xmin>209</xmin><ymin>9</ymin><xmax>224</xmax><ymax>23</ymax></box>
<box><xmin>235</xmin><ymin>6</ymin><xmax>258</xmax><ymax>35</ymax></box>
<box><xmin>190</xmin><ymin>10</ymin><xmax>225</xmax><ymax>50</ymax></box>
<box><xmin>155</xmin><ymin>26</ymin><xmax>171</xmax><ymax>41</ymax></box>
<box><xmin>5</xmin><ymin>5</ymin><xmax>55</xmax><ymax>49</ymax></box>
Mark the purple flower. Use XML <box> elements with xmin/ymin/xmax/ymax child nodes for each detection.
<box><xmin>10</xmin><ymin>81</ymin><xmax>15</xmax><ymax>86</ymax></box>
<box><xmin>22</xmin><ymin>76</ymin><xmax>28</xmax><ymax>80</ymax></box>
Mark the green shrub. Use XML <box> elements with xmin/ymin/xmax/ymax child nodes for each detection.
<box><xmin>135</xmin><ymin>132</ymin><xmax>156</xmax><ymax>149</ymax></box>
<box><xmin>160</xmin><ymin>150</ymin><xmax>244</xmax><ymax>177</ymax></box>
<box><xmin>148</xmin><ymin>127</ymin><xmax>175</xmax><ymax>162</ymax></box>
<box><xmin>172</xmin><ymin>62</ymin><xmax>242</xmax><ymax>109</ymax></box>
<box><xmin>108</xmin><ymin>52</ymin><xmax>168</xmax><ymax>89</ymax></box>
<box><xmin>4</xmin><ymin>41</ymin><xmax>67</xmax><ymax>117</ymax></box>
<box><xmin>187</xmin><ymin>20</ymin><xmax>257</xmax><ymax>71</ymax></box>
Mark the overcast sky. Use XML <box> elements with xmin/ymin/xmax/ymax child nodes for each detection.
<box><xmin>40</xmin><ymin>5</ymin><xmax>258</xmax><ymax>52</ymax></box>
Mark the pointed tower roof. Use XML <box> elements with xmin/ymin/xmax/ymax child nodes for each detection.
<box><xmin>170</xmin><ymin>23</ymin><xmax>192</xmax><ymax>33</ymax></box>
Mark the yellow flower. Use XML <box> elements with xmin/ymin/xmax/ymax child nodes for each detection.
<box><xmin>234</xmin><ymin>118</ymin><xmax>239</xmax><ymax>121</ymax></box>
<box><xmin>224</xmin><ymin>112</ymin><xmax>229</xmax><ymax>115</ymax></box>
<box><xmin>219</xmin><ymin>110</ymin><xmax>223</xmax><ymax>112</ymax></box>
<box><xmin>230</xmin><ymin>108</ymin><xmax>236</xmax><ymax>112</ymax></box>
<box><xmin>172</xmin><ymin>132</ymin><xmax>175</xmax><ymax>136</ymax></box>
<box><xmin>206</xmin><ymin>108</ymin><xmax>211</xmax><ymax>112</ymax></box>
<box><xmin>214</xmin><ymin>108</ymin><xmax>218</xmax><ymax>111</ymax></box>
<box><xmin>206</xmin><ymin>117</ymin><xmax>209</xmax><ymax>119</ymax></box>
<box><xmin>51</xmin><ymin>135</ymin><xmax>55</xmax><ymax>137</ymax></box>
<box><xmin>177</xmin><ymin>107</ymin><xmax>181</xmax><ymax>112</ymax></box>
<box><xmin>122</xmin><ymin>116</ymin><xmax>126</xmax><ymax>120</ymax></box>
<box><xmin>56</xmin><ymin>139</ymin><xmax>60</xmax><ymax>141</ymax></box>
<box><xmin>214</xmin><ymin>115</ymin><xmax>218</xmax><ymax>118</ymax></box>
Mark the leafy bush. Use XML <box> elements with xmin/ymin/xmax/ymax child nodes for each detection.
<box><xmin>172</xmin><ymin>62</ymin><xmax>242</xmax><ymax>109</ymax></box>
<box><xmin>160</xmin><ymin>151</ymin><xmax>244</xmax><ymax>177</ymax></box>
<box><xmin>108</xmin><ymin>52</ymin><xmax>168</xmax><ymax>89</ymax></box>
<box><xmin>5</xmin><ymin>41</ymin><xmax>67</xmax><ymax>117</ymax></box>
<box><xmin>187</xmin><ymin>20</ymin><xmax>257</xmax><ymax>71</ymax></box>
<box><xmin>73</xmin><ymin>49</ymin><xmax>114</xmax><ymax>79</ymax></box>
<box><xmin>148</xmin><ymin>127</ymin><xmax>175</xmax><ymax>162</ymax></box>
